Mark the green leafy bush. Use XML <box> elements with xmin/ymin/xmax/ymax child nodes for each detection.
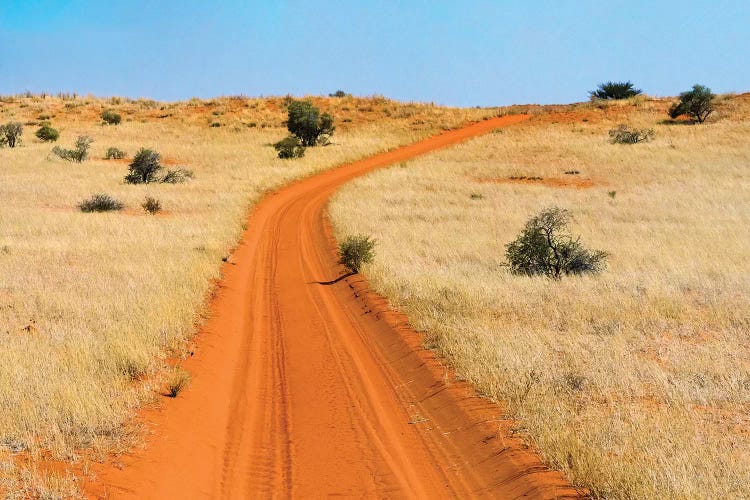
<box><xmin>286</xmin><ymin>100</ymin><xmax>335</xmax><ymax>146</ymax></box>
<box><xmin>51</xmin><ymin>135</ymin><xmax>93</xmax><ymax>162</ymax></box>
<box><xmin>0</xmin><ymin>121</ymin><xmax>23</xmax><ymax>147</ymax></box>
<box><xmin>78</xmin><ymin>193</ymin><xmax>124</xmax><ymax>212</ymax></box>
<box><xmin>505</xmin><ymin>207</ymin><xmax>608</xmax><ymax>279</ymax></box>
<box><xmin>105</xmin><ymin>147</ymin><xmax>126</xmax><ymax>159</ymax></box>
<box><xmin>338</xmin><ymin>235</ymin><xmax>376</xmax><ymax>273</ymax></box>
<box><xmin>589</xmin><ymin>81</ymin><xmax>642</xmax><ymax>100</ymax></box>
<box><xmin>100</xmin><ymin>109</ymin><xmax>122</xmax><ymax>125</ymax></box>
<box><xmin>274</xmin><ymin>136</ymin><xmax>306</xmax><ymax>159</ymax></box>
<box><xmin>124</xmin><ymin>148</ymin><xmax>162</xmax><ymax>184</ymax></box>
<box><xmin>329</xmin><ymin>90</ymin><xmax>347</xmax><ymax>97</ymax></box>
<box><xmin>608</xmin><ymin>124</ymin><xmax>655</xmax><ymax>144</ymax></box>
<box><xmin>668</xmin><ymin>84</ymin><xmax>715</xmax><ymax>123</ymax></box>
<box><xmin>35</xmin><ymin>123</ymin><xmax>59</xmax><ymax>142</ymax></box>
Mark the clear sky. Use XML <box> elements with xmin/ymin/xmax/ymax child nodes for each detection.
<box><xmin>2</xmin><ymin>1</ymin><xmax>749</xmax><ymax>106</ymax></box>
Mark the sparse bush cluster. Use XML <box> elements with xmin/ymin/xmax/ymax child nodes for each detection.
<box><xmin>0</xmin><ymin>121</ymin><xmax>23</xmax><ymax>148</ymax></box>
<box><xmin>608</xmin><ymin>124</ymin><xmax>655</xmax><ymax>144</ymax></box>
<box><xmin>505</xmin><ymin>207</ymin><xmax>608</xmax><ymax>279</ymax></box>
<box><xmin>338</xmin><ymin>234</ymin><xmax>376</xmax><ymax>273</ymax></box>
<box><xmin>52</xmin><ymin>135</ymin><xmax>93</xmax><ymax>162</ymax></box>
<box><xmin>589</xmin><ymin>81</ymin><xmax>716</xmax><ymax>125</ymax></box>
<box><xmin>100</xmin><ymin>109</ymin><xmax>122</xmax><ymax>125</ymax></box>
<box><xmin>124</xmin><ymin>148</ymin><xmax>193</xmax><ymax>184</ymax></box>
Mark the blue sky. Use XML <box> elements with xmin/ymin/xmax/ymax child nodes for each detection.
<box><xmin>2</xmin><ymin>1</ymin><xmax>749</xmax><ymax>106</ymax></box>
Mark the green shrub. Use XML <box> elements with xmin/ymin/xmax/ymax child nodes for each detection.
<box><xmin>608</xmin><ymin>124</ymin><xmax>655</xmax><ymax>144</ymax></box>
<box><xmin>338</xmin><ymin>235</ymin><xmax>376</xmax><ymax>273</ymax></box>
<box><xmin>505</xmin><ymin>207</ymin><xmax>608</xmax><ymax>279</ymax></box>
<box><xmin>35</xmin><ymin>123</ymin><xmax>59</xmax><ymax>142</ymax></box>
<box><xmin>589</xmin><ymin>81</ymin><xmax>642</xmax><ymax>100</ymax></box>
<box><xmin>100</xmin><ymin>109</ymin><xmax>122</xmax><ymax>125</ymax></box>
<box><xmin>105</xmin><ymin>147</ymin><xmax>126</xmax><ymax>159</ymax></box>
<box><xmin>329</xmin><ymin>90</ymin><xmax>347</xmax><ymax>98</ymax></box>
<box><xmin>0</xmin><ymin>121</ymin><xmax>23</xmax><ymax>148</ymax></box>
<box><xmin>142</xmin><ymin>196</ymin><xmax>161</xmax><ymax>214</ymax></box>
<box><xmin>124</xmin><ymin>148</ymin><xmax>162</xmax><ymax>184</ymax></box>
<box><xmin>274</xmin><ymin>136</ymin><xmax>306</xmax><ymax>159</ymax></box>
<box><xmin>78</xmin><ymin>193</ymin><xmax>124</xmax><ymax>212</ymax></box>
<box><xmin>286</xmin><ymin>100</ymin><xmax>335</xmax><ymax>146</ymax></box>
<box><xmin>51</xmin><ymin>135</ymin><xmax>93</xmax><ymax>162</ymax></box>
<box><xmin>668</xmin><ymin>84</ymin><xmax>715</xmax><ymax>123</ymax></box>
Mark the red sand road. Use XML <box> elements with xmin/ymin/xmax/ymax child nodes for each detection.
<box><xmin>88</xmin><ymin>115</ymin><xmax>580</xmax><ymax>498</ymax></box>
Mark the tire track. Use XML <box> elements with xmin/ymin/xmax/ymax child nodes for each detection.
<box><xmin>87</xmin><ymin>115</ymin><xmax>582</xmax><ymax>499</ymax></box>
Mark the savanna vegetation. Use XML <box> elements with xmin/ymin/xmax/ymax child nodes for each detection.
<box><xmin>331</xmin><ymin>93</ymin><xmax>750</xmax><ymax>498</ymax></box>
<box><xmin>0</xmin><ymin>91</ymin><xmax>492</xmax><ymax>495</ymax></box>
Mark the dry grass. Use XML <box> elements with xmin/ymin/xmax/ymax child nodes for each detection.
<box><xmin>0</xmin><ymin>93</ymin><xmax>492</xmax><ymax>494</ymax></box>
<box><xmin>330</xmin><ymin>94</ymin><xmax>750</xmax><ymax>498</ymax></box>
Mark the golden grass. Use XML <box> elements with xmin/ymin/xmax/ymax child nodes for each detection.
<box><xmin>330</xmin><ymin>94</ymin><xmax>750</xmax><ymax>498</ymax></box>
<box><xmin>0</xmin><ymin>93</ymin><xmax>492</xmax><ymax>494</ymax></box>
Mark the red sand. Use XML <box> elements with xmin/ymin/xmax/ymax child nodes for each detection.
<box><xmin>86</xmin><ymin>115</ymin><xmax>581</xmax><ymax>498</ymax></box>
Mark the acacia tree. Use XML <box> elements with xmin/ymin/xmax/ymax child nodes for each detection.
<box><xmin>589</xmin><ymin>81</ymin><xmax>642</xmax><ymax>100</ymax></box>
<box><xmin>125</xmin><ymin>148</ymin><xmax>162</xmax><ymax>184</ymax></box>
<box><xmin>668</xmin><ymin>84</ymin><xmax>715</xmax><ymax>123</ymax></box>
<box><xmin>286</xmin><ymin>100</ymin><xmax>335</xmax><ymax>146</ymax></box>
<box><xmin>505</xmin><ymin>207</ymin><xmax>608</xmax><ymax>279</ymax></box>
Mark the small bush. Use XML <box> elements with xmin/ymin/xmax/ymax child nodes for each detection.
<box><xmin>166</xmin><ymin>367</ymin><xmax>190</xmax><ymax>397</ymax></box>
<box><xmin>608</xmin><ymin>124</ymin><xmax>655</xmax><ymax>144</ymax></box>
<box><xmin>100</xmin><ymin>109</ymin><xmax>122</xmax><ymax>125</ymax></box>
<box><xmin>338</xmin><ymin>234</ymin><xmax>376</xmax><ymax>273</ymax></box>
<box><xmin>125</xmin><ymin>148</ymin><xmax>162</xmax><ymax>184</ymax></box>
<box><xmin>505</xmin><ymin>207</ymin><xmax>608</xmax><ymax>279</ymax></box>
<box><xmin>51</xmin><ymin>135</ymin><xmax>93</xmax><ymax>162</ymax></box>
<box><xmin>668</xmin><ymin>84</ymin><xmax>715</xmax><ymax>124</ymax></box>
<box><xmin>0</xmin><ymin>121</ymin><xmax>23</xmax><ymax>147</ymax></box>
<box><xmin>286</xmin><ymin>100</ymin><xmax>335</xmax><ymax>146</ymax></box>
<box><xmin>161</xmin><ymin>168</ymin><xmax>194</xmax><ymax>184</ymax></box>
<box><xmin>274</xmin><ymin>136</ymin><xmax>306</xmax><ymax>159</ymax></box>
<box><xmin>589</xmin><ymin>81</ymin><xmax>642</xmax><ymax>100</ymax></box>
<box><xmin>142</xmin><ymin>196</ymin><xmax>161</xmax><ymax>214</ymax></box>
<box><xmin>329</xmin><ymin>90</ymin><xmax>347</xmax><ymax>97</ymax></box>
<box><xmin>105</xmin><ymin>147</ymin><xmax>126</xmax><ymax>159</ymax></box>
<box><xmin>78</xmin><ymin>193</ymin><xmax>124</xmax><ymax>212</ymax></box>
<box><xmin>35</xmin><ymin>123</ymin><xmax>59</xmax><ymax>142</ymax></box>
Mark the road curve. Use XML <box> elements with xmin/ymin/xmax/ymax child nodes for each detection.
<box><xmin>87</xmin><ymin>115</ymin><xmax>580</xmax><ymax>499</ymax></box>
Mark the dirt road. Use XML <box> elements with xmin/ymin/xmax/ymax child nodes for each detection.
<box><xmin>88</xmin><ymin>115</ymin><xmax>580</xmax><ymax>498</ymax></box>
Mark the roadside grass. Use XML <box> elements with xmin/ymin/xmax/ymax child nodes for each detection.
<box><xmin>0</xmin><ymin>94</ymin><xmax>493</xmax><ymax>493</ymax></box>
<box><xmin>330</xmin><ymin>94</ymin><xmax>750</xmax><ymax>498</ymax></box>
